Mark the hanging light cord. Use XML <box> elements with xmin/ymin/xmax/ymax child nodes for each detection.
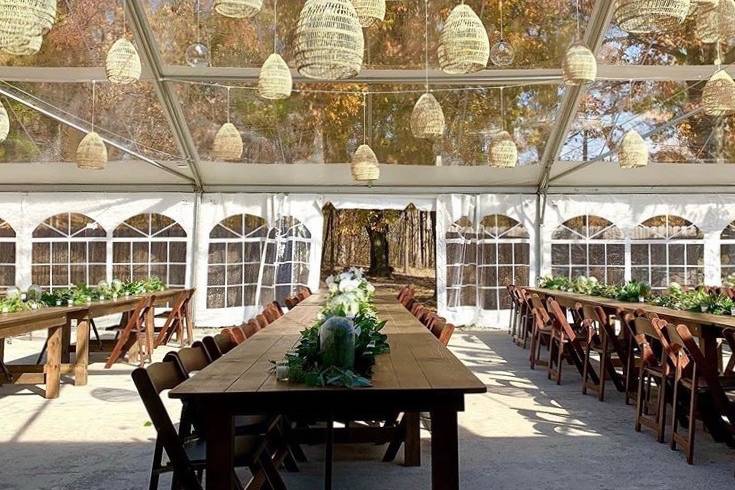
<box><xmin>226</xmin><ymin>87</ymin><xmax>231</xmax><ymax>123</ymax></box>
<box><xmin>499</xmin><ymin>86</ymin><xmax>505</xmax><ymax>131</ymax></box>
<box><xmin>575</xmin><ymin>0</ymin><xmax>581</xmax><ymax>41</ymax></box>
<box><xmin>195</xmin><ymin>0</ymin><xmax>201</xmax><ymax>43</ymax></box>
<box><xmin>499</xmin><ymin>0</ymin><xmax>504</xmax><ymax>40</ymax></box>
<box><xmin>424</xmin><ymin>0</ymin><xmax>429</xmax><ymax>93</ymax></box>
<box><xmin>122</xmin><ymin>0</ymin><xmax>126</xmax><ymax>37</ymax></box>
<box><xmin>273</xmin><ymin>0</ymin><xmax>278</xmax><ymax>53</ymax></box>
<box><xmin>362</xmin><ymin>91</ymin><xmax>367</xmax><ymax>144</ymax></box>
<box><xmin>91</xmin><ymin>80</ymin><xmax>96</xmax><ymax>132</ymax></box>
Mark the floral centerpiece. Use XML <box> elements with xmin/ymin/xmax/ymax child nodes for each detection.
<box><xmin>275</xmin><ymin>267</ymin><xmax>389</xmax><ymax>388</ymax></box>
<box><xmin>0</xmin><ymin>277</ymin><xmax>169</xmax><ymax>313</ymax></box>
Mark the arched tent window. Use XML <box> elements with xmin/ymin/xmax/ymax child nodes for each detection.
<box><xmin>478</xmin><ymin>215</ymin><xmax>529</xmax><ymax>310</ymax></box>
<box><xmin>721</xmin><ymin>221</ymin><xmax>735</xmax><ymax>283</ymax></box>
<box><xmin>32</xmin><ymin>213</ymin><xmax>107</xmax><ymax>291</ymax></box>
<box><xmin>631</xmin><ymin>215</ymin><xmax>704</xmax><ymax>290</ymax></box>
<box><xmin>551</xmin><ymin>215</ymin><xmax>625</xmax><ymax>284</ymax></box>
<box><xmin>446</xmin><ymin>216</ymin><xmax>476</xmax><ymax>308</ymax></box>
<box><xmin>0</xmin><ymin>219</ymin><xmax>16</xmax><ymax>291</ymax></box>
<box><xmin>207</xmin><ymin>214</ymin><xmax>268</xmax><ymax>309</ymax></box>
<box><xmin>261</xmin><ymin>217</ymin><xmax>312</xmax><ymax>305</ymax></box>
<box><xmin>112</xmin><ymin>213</ymin><xmax>187</xmax><ymax>287</ymax></box>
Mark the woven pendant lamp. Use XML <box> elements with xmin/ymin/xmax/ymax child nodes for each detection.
<box><xmin>703</xmin><ymin>69</ymin><xmax>735</xmax><ymax>116</ymax></box>
<box><xmin>489</xmin><ymin>131</ymin><xmax>518</xmax><ymax>168</ymax></box>
<box><xmin>411</xmin><ymin>93</ymin><xmax>445</xmax><ymax>139</ymax></box>
<box><xmin>76</xmin><ymin>132</ymin><xmax>107</xmax><ymax>170</ymax></box>
<box><xmin>295</xmin><ymin>0</ymin><xmax>364</xmax><ymax>80</ymax></box>
<box><xmin>563</xmin><ymin>43</ymin><xmax>597</xmax><ymax>85</ymax></box>
<box><xmin>0</xmin><ymin>102</ymin><xmax>9</xmax><ymax>143</ymax></box>
<box><xmin>351</xmin><ymin>0</ymin><xmax>385</xmax><ymax>27</ymax></box>
<box><xmin>618</xmin><ymin>130</ymin><xmax>648</xmax><ymax>168</ymax></box>
<box><xmin>258</xmin><ymin>53</ymin><xmax>292</xmax><ymax>99</ymax></box>
<box><xmin>0</xmin><ymin>0</ymin><xmax>56</xmax><ymax>55</ymax></box>
<box><xmin>213</xmin><ymin>0</ymin><xmax>263</xmax><ymax>18</ymax></box>
<box><xmin>106</xmin><ymin>38</ymin><xmax>141</xmax><ymax>84</ymax></box>
<box><xmin>438</xmin><ymin>4</ymin><xmax>489</xmax><ymax>74</ymax></box>
<box><xmin>695</xmin><ymin>0</ymin><xmax>735</xmax><ymax>43</ymax></box>
<box><xmin>213</xmin><ymin>122</ymin><xmax>243</xmax><ymax>161</ymax></box>
<box><xmin>351</xmin><ymin>144</ymin><xmax>380</xmax><ymax>181</ymax></box>
<box><xmin>614</xmin><ymin>0</ymin><xmax>691</xmax><ymax>34</ymax></box>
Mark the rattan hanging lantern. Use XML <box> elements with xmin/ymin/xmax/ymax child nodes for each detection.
<box><xmin>703</xmin><ymin>69</ymin><xmax>735</xmax><ymax>116</ymax></box>
<box><xmin>695</xmin><ymin>0</ymin><xmax>735</xmax><ymax>43</ymax></box>
<box><xmin>258</xmin><ymin>53</ymin><xmax>292</xmax><ymax>99</ymax></box>
<box><xmin>489</xmin><ymin>131</ymin><xmax>518</xmax><ymax>168</ymax></box>
<box><xmin>0</xmin><ymin>102</ymin><xmax>9</xmax><ymax>143</ymax></box>
<box><xmin>351</xmin><ymin>0</ymin><xmax>385</xmax><ymax>27</ymax></box>
<box><xmin>563</xmin><ymin>43</ymin><xmax>597</xmax><ymax>85</ymax></box>
<box><xmin>213</xmin><ymin>122</ymin><xmax>243</xmax><ymax>161</ymax></box>
<box><xmin>0</xmin><ymin>0</ymin><xmax>57</xmax><ymax>55</ymax></box>
<box><xmin>76</xmin><ymin>132</ymin><xmax>107</xmax><ymax>170</ymax></box>
<box><xmin>213</xmin><ymin>0</ymin><xmax>263</xmax><ymax>18</ymax></box>
<box><xmin>295</xmin><ymin>0</ymin><xmax>364</xmax><ymax>80</ymax></box>
<box><xmin>618</xmin><ymin>130</ymin><xmax>648</xmax><ymax>168</ymax></box>
<box><xmin>438</xmin><ymin>4</ymin><xmax>489</xmax><ymax>74</ymax></box>
<box><xmin>105</xmin><ymin>38</ymin><xmax>141</xmax><ymax>84</ymax></box>
<box><xmin>614</xmin><ymin>0</ymin><xmax>691</xmax><ymax>33</ymax></box>
<box><xmin>411</xmin><ymin>93</ymin><xmax>445</xmax><ymax>139</ymax></box>
<box><xmin>351</xmin><ymin>144</ymin><xmax>380</xmax><ymax>181</ymax></box>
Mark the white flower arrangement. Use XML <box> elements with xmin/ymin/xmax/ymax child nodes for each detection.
<box><xmin>322</xmin><ymin>267</ymin><xmax>375</xmax><ymax>319</ymax></box>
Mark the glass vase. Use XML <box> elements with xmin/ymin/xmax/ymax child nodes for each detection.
<box><xmin>319</xmin><ymin>317</ymin><xmax>355</xmax><ymax>370</ymax></box>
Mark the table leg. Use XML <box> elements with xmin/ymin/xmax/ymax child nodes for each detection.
<box><xmin>61</xmin><ymin>319</ymin><xmax>71</xmax><ymax>363</ymax></box>
<box><xmin>702</xmin><ymin>329</ymin><xmax>719</xmax><ymax>367</ymax></box>
<box><xmin>45</xmin><ymin>325</ymin><xmax>62</xmax><ymax>399</ymax></box>
<box><xmin>206</xmin><ymin>406</ymin><xmax>234</xmax><ymax>490</ymax></box>
<box><xmin>145</xmin><ymin>306</ymin><xmax>154</xmax><ymax>361</ymax></box>
<box><xmin>74</xmin><ymin>319</ymin><xmax>90</xmax><ymax>386</ymax></box>
<box><xmin>404</xmin><ymin>411</ymin><xmax>421</xmax><ymax>467</ymax></box>
<box><xmin>430</xmin><ymin>408</ymin><xmax>459</xmax><ymax>490</ymax></box>
<box><xmin>324</xmin><ymin>416</ymin><xmax>334</xmax><ymax>490</ymax></box>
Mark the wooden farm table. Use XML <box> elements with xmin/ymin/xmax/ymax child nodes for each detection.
<box><xmin>170</xmin><ymin>291</ymin><xmax>486</xmax><ymax>490</ymax></box>
<box><xmin>524</xmin><ymin>287</ymin><xmax>735</xmax><ymax>362</ymax></box>
<box><xmin>0</xmin><ymin>308</ymin><xmax>77</xmax><ymax>398</ymax></box>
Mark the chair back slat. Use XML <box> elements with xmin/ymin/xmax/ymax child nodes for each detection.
<box><xmin>546</xmin><ymin>298</ymin><xmax>577</xmax><ymax>342</ymax></box>
<box><xmin>168</xmin><ymin>344</ymin><xmax>211</xmax><ymax>377</ymax></box>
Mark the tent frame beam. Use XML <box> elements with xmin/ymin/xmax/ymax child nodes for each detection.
<box><xmin>127</xmin><ymin>0</ymin><xmax>204</xmax><ymax>191</ymax></box>
<box><xmin>536</xmin><ymin>0</ymin><xmax>615</xmax><ymax>197</ymax></box>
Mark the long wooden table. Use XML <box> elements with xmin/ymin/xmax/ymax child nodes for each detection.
<box><xmin>524</xmin><ymin>287</ymin><xmax>735</xmax><ymax>362</ymax></box>
<box><xmin>0</xmin><ymin>308</ymin><xmax>73</xmax><ymax>398</ymax></box>
<box><xmin>170</xmin><ymin>291</ymin><xmax>486</xmax><ymax>490</ymax></box>
<box><xmin>0</xmin><ymin>289</ymin><xmax>191</xmax><ymax>398</ymax></box>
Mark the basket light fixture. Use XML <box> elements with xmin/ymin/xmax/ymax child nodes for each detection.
<box><xmin>294</xmin><ymin>0</ymin><xmax>364</xmax><ymax>80</ymax></box>
<box><xmin>438</xmin><ymin>3</ymin><xmax>489</xmax><ymax>74</ymax></box>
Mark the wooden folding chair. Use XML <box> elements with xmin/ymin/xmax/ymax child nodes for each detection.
<box><xmin>154</xmin><ymin>290</ymin><xmax>194</xmax><ymax>348</ymax></box>
<box><xmin>528</xmin><ymin>295</ymin><xmax>552</xmax><ymax>370</ymax></box>
<box><xmin>632</xmin><ymin>316</ymin><xmax>669</xmax><ymax>443</ymax></box>
<box><xmin>105</xmin><ymin>295</ymin><xmax>155</xmax><ymax>368</ymax></box>
<box><xmin>670</xmin><ymin>323</ymin><xmax>735</xmax><ymax>459</ymax></box>
<box><xmin>433</xmin><ymin>321</ymin><xmax>455</xmax><ymax>346</ymax></box>
<box><xmin>243</xmin><ymin>320</ymin><xmax>260</xmax><ymax>338</ymax></box>
<box><xmin>223</xmin><ymin>327</ymin><xmax>245</xmax><ymax>345</ymax></box>
<box><xmin>131</xmin><ymin>361</ymin><xmax>288</xmax><ymax>490</ymax></box>
<box><xmin>255</xmin><ymin>314</ymin><xmax>269</xmax><ymax>330</ymax></box>
<box><xmin>580</xmin><ymin>304</ymin><xmax>626</xmax><ymax>401</ymax></box>
<box><xmin>202</xmin><ymin>333</ymin><xmax>237</xmax><ymax>361</ymax></box>
<box><xmin>546</xmin><ymin>298</ymin><xmax>593</xmax><ymax>386</ymax></box>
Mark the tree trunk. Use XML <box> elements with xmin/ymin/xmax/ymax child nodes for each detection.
<box><xmin>366</xmin><ymin>225</ymin><xmax>392</xmax><ymax>277</ymax></box>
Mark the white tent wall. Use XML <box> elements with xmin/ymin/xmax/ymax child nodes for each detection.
<box><xmin>0</xmin><ymin>192</ymin><xmax>195</xmax><ymax>290</ymax></box>
<box><xmin>194</xmin><ymin>193</ymin><xmax>324</xmax><ymax>327</ymax></box>
<box><xmin>540</xmin><ymin>194</ymin><xmax>735</xmax><ymax>286</ymax></box>
<box><xmin>436</xmin><ymin>194</ymin><xmax>538</xmax><ymax>329</ymax></box>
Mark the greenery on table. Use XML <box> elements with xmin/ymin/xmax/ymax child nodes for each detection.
<box><xmin>0</xmin><ymin>277</ymin><xmax>168</xmax><ymax>313</ymax></box>
<box><xmin>275</xmin><ymin>268</ymin><xmax>390</xmax><ymax>388</ymax></box>
<box><xmin>538</xmin><ymin>275</ymin><xmax>735</xmax><ymax>317</ymax></box>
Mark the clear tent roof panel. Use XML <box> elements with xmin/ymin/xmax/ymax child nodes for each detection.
<box><xmin>146</xmin><ymin>0</ymin><xmax>595</xmax><ymax>70</ymax></box>
<box><xmin>176</xmin><ymin>81</ymin><xmax>559</xmax><ymax>165</ymax></box>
